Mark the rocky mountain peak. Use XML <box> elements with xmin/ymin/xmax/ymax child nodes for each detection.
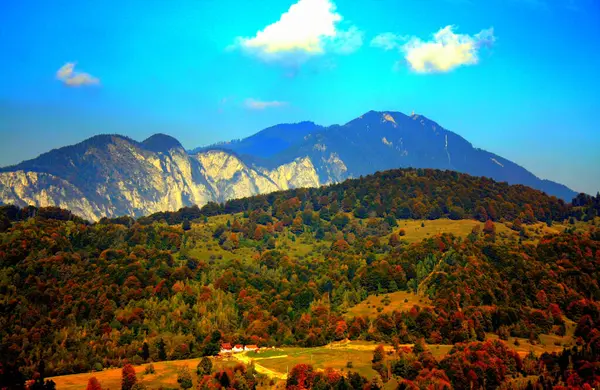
<box><xmin>142</xmin><ymin>133</ymin><xmax>184</xmax><ymax>153</ymax></box>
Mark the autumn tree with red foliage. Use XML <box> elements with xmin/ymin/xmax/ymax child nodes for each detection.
<box><xmin>121</xmin><ymin>364</ymin><xmax>137</xmax><ymax>390</ymax></box>
<box><xmin>286</xmin><ymin>364</ymin><xmax>315</xmax><ymax>389</ymax></box>
<box><xmin>86</xmin><ymin>377</ymin><xmax>102</xmax><ymax>390</ymax></box>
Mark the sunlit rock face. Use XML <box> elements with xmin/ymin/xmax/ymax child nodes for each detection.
<box><xmin>0</xmin><ymin>135</ymin><xmax>321</xmax><ymax>221</ymax></box>
<box><xmin>0</xmin><ymin>109</ymin><xmax>578</xmax><ymax>220</ymax></box>
<box><xmin>0</xmin><ymin>171</ymin><xmax>105</xmax><ymax>222</ymax></box>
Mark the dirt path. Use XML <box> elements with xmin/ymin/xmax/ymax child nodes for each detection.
<box><xmin>234</xmin><ymin>352</ymin><xmax>288</xmax><ymax>380</ymax></box>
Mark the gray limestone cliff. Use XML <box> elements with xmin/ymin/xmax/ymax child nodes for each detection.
<box><xmin>0</xmin><ymin>134</ymin><xmax>321</xmax><ymax>220</ymax></box>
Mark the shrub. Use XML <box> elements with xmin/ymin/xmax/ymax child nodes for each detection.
<box><xmin>86</xmin><ymin>377</ymin><xmax>102</xmax><ymax>390</ymax></box>
<box><xmin>144</xmin><ymin>364</ymin><xmax>155</xmax><ymax>375</ymax></box>
<box><xmin>177</xmin><ymin>367</ymin><xmax>193</xmax><ymax>389</ymax></box>
<box><xmin>197</xmin><ymin>357</ymin><xmax>212</xmax><ymax>376</ymax></box>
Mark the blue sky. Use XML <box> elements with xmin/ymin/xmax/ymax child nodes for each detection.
<box><xmin>1</xmin><ymin>0</ymin><xmax>599</xmax><ymax>194</ymax></box>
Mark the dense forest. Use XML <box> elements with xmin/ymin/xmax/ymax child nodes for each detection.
<box><xmin>0</xmin><ymin>168</ymin><xmax>599</xmax><ymax>389</ymax></box>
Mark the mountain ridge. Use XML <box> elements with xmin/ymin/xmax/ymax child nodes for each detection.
<box><xmin>0</xmin><ymin>135</ymin><xmax>321</xmax><ymax>221</ymax></box>
<box><xmin>216</xmin><ymin>110</ymin><xmax>576</xmax><ymax>200</ymax></box>
<box><xmin>0</xmin><ymin>110</ymin><xmax>578</xmax><ymax>220</ymax></box>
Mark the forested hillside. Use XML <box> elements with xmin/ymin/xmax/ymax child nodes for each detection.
<box><xmin>1</xmin><ymin>168</ymin><xmax>599</xmax><ymax>389</ymax></box>
<box><xmin>140</xmin><ymin>168</ymin><xmax>581</xmax><ymax>226</ymax></box>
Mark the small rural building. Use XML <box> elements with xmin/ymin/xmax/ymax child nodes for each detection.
<box><xmin>244</xmin><ymin>345</ymin><xmax>258</xmax><ymax>352</ymax></box>
<box><xmin>233</xmin><ymin>344</ymin><xmax>244</xmax><ymax>353</ymax></box>
<box><xmin>220</xmin><ymin>343</ymin><xmax>232</xmax><ymax>354</ymax></box>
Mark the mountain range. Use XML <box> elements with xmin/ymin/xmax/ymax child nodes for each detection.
<box><xmin>0</xmin><ymin>110</ymin><xmax>577</xmax><ymax>220</ymax></box>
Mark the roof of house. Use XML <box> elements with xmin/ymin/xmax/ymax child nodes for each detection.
<box><xmin>245</xmin><ymin>344</ymin><xmax>258</xmax><ymax>349</ymax></box>
<box><xmin>234</xmin><ymin>344</ymin><xmax>243</xmax><ymax>348</ymax></box>
<box><xmin>221</xmin><ymin>343</ymin><xmax>232</xmax><ymax>349</ymax></box>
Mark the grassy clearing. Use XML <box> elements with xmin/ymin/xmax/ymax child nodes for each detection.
<box><xmin>389</xmin><ymin>218</ymin><xmax>593</xmax><ymax>246</ymax></box>
<box><xmin>486</xmin><ymin>318</ymin><xmax>576</xmax><ymax>357</ymax></box>
<box><xmin>393</xmin><ymin>219</ymin><xmax>486</xmax><ymax>244</ymax></box>
<box><xmin>345</xmin><ymin>291</ymin><xmax>432</xmax><ymax>318</ymax></box>
<box><xmin>48</xmin><ymin>357</ymin><xmax>237</xmax><ymax>390</ymax></box>
<box><xmin>389</xmin><ymin>218</ymin><xmax>523</xmax><ymax>245</ymax></box>
<box><xmin>244</xmin><ymin>341</ymin><xmax>455</xmax><ymax>380</ymax></box>
<box><xmin>428</xmin><ymin>344</ymin><xmax>455</xmax><ymax>359</ymax></box>
<box><xmin>244</xmin><ymin>341</ymin><xmax>394</xmax><ymax>380</ymax></box>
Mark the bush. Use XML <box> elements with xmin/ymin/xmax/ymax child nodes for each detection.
<box><xmin>131</xmin><ymin>355</ymin><xmax>143</xmax><ymax>365</ymax></box>
<box><xmin>144</xmin><ymin>364</ymin><xmax>155</xmax><ymax>375</ymax></box>
<box><xmin>197</xmin><ymin>357</ymin><xmax>212</xmax><ymax>376</ymax></box>
<box><xmin>177</xmin><ymin>366</ymin><xmax>193</xmax><ymax>389</ymax></box>
<box><xmin>448</xmin><ymin>206</ymin><xmax>465</xmax><ymax>220</ymax></box>
<box><xmin>346</xmin><ymin>361</ymin><xmax>353</xmax><ymax>368</ymax></box>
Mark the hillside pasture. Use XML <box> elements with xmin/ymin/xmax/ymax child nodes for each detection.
<box><xmin>344</xmin><ymin>290</ymin><xmax>432</xmax><ymax>318</ymax></box>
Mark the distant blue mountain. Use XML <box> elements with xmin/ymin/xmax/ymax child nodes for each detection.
<box><xmin>189</xmin><ymin>121</ymin><xmax>323</xmax><ymax>158</ymax></box>
<box><xmin>196</xmin><ymin>110</ymin><xmax>577</xmax><ymax>201</ymax></box>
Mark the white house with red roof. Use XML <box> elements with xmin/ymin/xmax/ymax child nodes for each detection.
<box><xmin>232</xmin><ymin>344</ymin><xmax>244</xmax><ymax>353</ymax></box>
<box><xmin>220</xmin><ymin>343</ymin><xmax>232</xmax><ymax>354</ymax></box>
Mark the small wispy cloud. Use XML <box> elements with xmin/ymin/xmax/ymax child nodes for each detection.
<box><xmin>328</xmin><ymin>26</ymin><xmax>364</xmax><ymax>54</ymax></box>
<box><xmin>370</xmin><ymin>33</ymin><xmax>408</xmax><ymax>51</ymax></box>
<box><xmin>56</xmin><ymin>63</ymin><xmax>100</xmax><ymax>87</ymax></box>
<box><xmin>244</xmin><ymin>98</ymin><xmax>288</xmax><ymax>110</ymax></box>
<box><xmin>232</xmin><ymin>0</ymin><xmax>362</xmax><ymax>65</ymax></box>
<box><xmin>401</xmin><ymin>26</ymin><xmax>495</xmax><ymax>73</ymax></box>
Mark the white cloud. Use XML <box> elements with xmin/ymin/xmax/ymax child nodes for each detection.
<box><xmin>234</xmin><ymin>0</ymin><xmax>362</xmax><ymax>64</ymax></box>
<box><xmin>328</xmin><ymin>26</ymin><xmax>364</xmax><ymax>54</ymax></box>
<box><xmin>244</xmin><ymin>99</ymin><xmax>288</xmax><ymax>110</ymax></box>
<box><xmin>401</xmin><ymin>26</ymin><xmax>495</xmax><ymax>73</ymax></box>
<box><xmin>370</xmin><ymin>33</ymin><xmax>408</xmax><ymax>51</ymax></box>
<box><xmin>56</xmin><ymin>63</ymin><xmax>100</xmax><ymax>87</ymax></box>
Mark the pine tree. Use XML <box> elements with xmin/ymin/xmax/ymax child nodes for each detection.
<box><xmin>182</xmin><ymin>220</ymin><xmax>191</xmax><ymax>231</ymax></box>
<box><xmin>157</xmin><ymin>338</ymin><xmax>167</xmax><ymax>360</ymax></box>
<box><xmin>142</xmin><ymin>342</ymin><xmax>150</xmax><ymax>361</ymax></box>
